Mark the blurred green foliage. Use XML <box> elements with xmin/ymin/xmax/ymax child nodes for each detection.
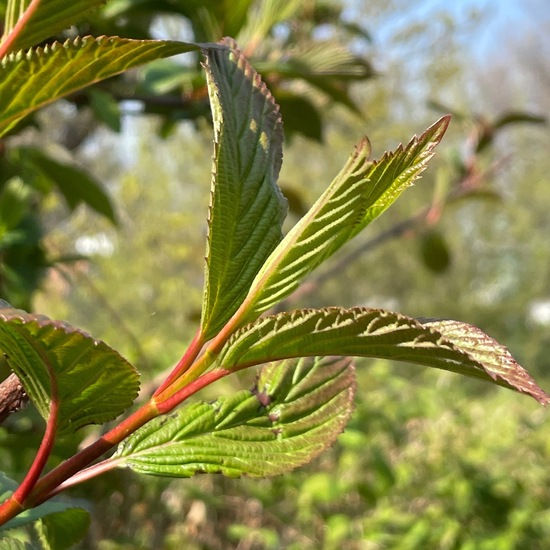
<box><xmin>2</xmin><ymin>0</ymin><xmax>550</xmax><ymax>548</ymax></box>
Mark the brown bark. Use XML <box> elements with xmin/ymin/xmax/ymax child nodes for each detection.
<box><xmin>0</xmin><ymin>373</ymin><xmax>28</xmax><ymax>424</ymax></box>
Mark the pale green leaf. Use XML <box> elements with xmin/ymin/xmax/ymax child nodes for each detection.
<box><xmin>114</xmin><ymin>356</ymin><xmax>355</xmax><ymax>477</ymax></box>
<box><xmin>1</xmin><ymin>0</ymin><xmax>107</xmax><ymax>55</ymax></box>
<box><xmin>200</xmin><ymin>38</ymin><xmax>287</xmax><ymax>339</ymax></box>
<box><xmin>254</xmin><ymin>40</ymin><xmax>373</xmax><ymax>80</ymax></box>
<box><xmin>236</xmin><ymin>0</ymin><xmax>303</xmax><ymax>48</ymax></box>
<box><xmin>0</xmin><ymin>538</ymin><xmax>33</xmax><ymax>550</ymax></box>
<box><xmin>214</xmin><ymin>307</ymin><xmax>550</xmax><ymax>405</ymax></box>
<box><xmin>234</xmin><ymin>117</ymin><xmax>450</xmax><ymax>321</ymax></box>
<box><xmin>0</xmin><ymin>301</ymin><xmax>140</xmax><ymax>436</ymax></box>
<box><xmin>0</xmin><ymin>36</ymin><xmax>205</xmax><ymax>137</ymax></box>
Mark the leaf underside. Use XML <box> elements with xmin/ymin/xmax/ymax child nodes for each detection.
<box><xmin>200</xmin><ymin>38</ymin><xmax>287</xmax><ymax>339</ymax></box>
<box><xmin>214</xmin><ymin>307</ymin><xmax>550</xmax><ymax>405</ymax></box>
<box><xmin>115</xmin><ymin>356</ymin><xmax>356</xmax><ymax>477</ymax></box>
<box><xmin>236</xmin><ymin>116</ymin><xmax>450</xmax><ymax>323</ymax></box>
<box><xmin>0</xmin><ymin>301</ymin><xmax>140</xmax><ymax>436</ymax></box>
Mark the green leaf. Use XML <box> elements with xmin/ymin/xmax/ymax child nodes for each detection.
<box><xmin>236</xmin><ymin>0</ymin><xmax>303</xmax><ymax>48</ymax></box>
<box><xmin>0</xmin><ymin>301</ymin><xmax>140</xmax><ymax>436</ymax></box>
<box><xmin>493</xmin><ymin>110</ymin><xmax>546</xmax><ymax>130</ymax></box>
<box><xmin>18</xmin><ymin>147</ymin><xmax>117</xmax><ymax>224</ymax></box>
<box><xmin>255</xmin><ymin>40</ymin><xmax>373</xmax><ymax>113</ymax></box>
<box><xmin>87</xmin><ymin>88</ymin><xmax>121</xmax><ymax>133</ymax></box>
<box><xmin>114</xmin><ymin>356</ymin><xmax>355</xmax><ymax>477</ymax></box>
<box><xmin>276</xmin><ymin>92</ymin><xmax>323</xmax><ymax>141</ymax></box>
<box><xmin>36</xmin><ymin>507</ymin><xmax>90</xmax><ymax>550</ymax></box>
<box><xmin>419</xmin><ymin>228</ymin><xmax>451</xmax><ymax>273</ymax></box>
<box><xmin>1</xmin><ymin>0</ymin><xmax>107</xmax><ymax>55</ymax></box>
<box><xmin>0</xmin><ymin>36</ymin><xmax>205</xmax><ymax>137</ymax></box>
<box><xmin>213</xmin><ymin>307</ymin><xmax>550</xmax><ymax>405</ymax></box>
<box><xmin>200</xmin><ymin>38</ymin><xmax>287</xmax><ymax>339</ymax></box>
<box><xmin>235</xmin><ymin>117</ymin><xmax>450</xmax><ymax>322</ymax></box>
<box><xmin>0</xmin><ymin>472</ymin><xmax>89</xmax><ymax>535</ymax></box>
<box><xmin>0</xmin><ymin>538</ymin><xmax>33</xmax><ymax>550</ymax></box>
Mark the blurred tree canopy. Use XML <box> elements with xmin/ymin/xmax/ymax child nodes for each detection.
<box><xmin>1</xmin><ymin>0</ymin><xmax>550</xmax><ymax>548</ymax></box>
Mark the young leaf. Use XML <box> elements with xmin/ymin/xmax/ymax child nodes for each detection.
<box><xmin>213</xmin><ymin>307</ymin><xmax>550</xmax><ymax>405</ymax></box>
<box><xmin>231</xmin><ymin>117</ymin><xmax>450</xmax><ymax>323</ymax></box>
<box><xmin>200</xmin><ymin>38</ymin><xmax>287</xmax><ymax>339</ymax></box>
<box><xmin>0</xmin><ymin>36</ymin><xmax>205</xmax><ymax>137</ymax></box>
<box><xmin>0</xmin><ymin>301</ymin><xmax>140</xmax><ymax>436</ymax></box>
<box><xmin>0</xmin><ymin>472</ymin><xmax>89</xmax><ymax>534</ymax></box>
<box><xmin>114</xmin><ymin>356</ymin><xmax>355</xmax><ymax>477</ymax></box>
<box><xmin>1</xmin><ymin>0</ymin><xmax>107</xmax><ymax>56</ymax></box>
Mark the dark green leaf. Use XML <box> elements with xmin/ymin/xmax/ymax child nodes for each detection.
<box><xmin>36</xmin><ymin>508</ymin><xmax>90</xmax><ymax>550</ymax></box>
<box><xmin>214</xmin><ymin>307</ymin><xmax>550</xmax><ymax>405</ymax></box>
<box><xmin>0</xmin><ymin>302</ymin><xmax>140</xmax><ymax>436</ymax></box>
<box><xmin>19</xmin><ymin>147</ymin><xmax>117</xmax><ymax>223</ymax></box>
<box><xmin>115</xmin><ymin>356</ymin><xmax>355</xmax><ymax>477</ymax></box>
<box><xmin>276</xmin><ymin>92</ymin><xmax>323</xmax><ymax>142</ymax></box>
<box><xmin>200</xmin><ymin>38</ymin><xmax>287</xmax><ymax>339</ymax></box>
<box><xmin>493</xmin><ymin>111</ymin><xmax>546</xmax><ymax>130</ymax></box>
<box><xmin>419</xmin><ymin>228</ymin><xmax>451</xmax><ymax>273</ymax></box>
<box><xmin>87</xmin><ymin>88</ymin><xmax>121</xmax><ymax>133</ymax></box>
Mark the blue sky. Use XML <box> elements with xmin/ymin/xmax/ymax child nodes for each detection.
<box><xmin>344</xmin><ymin>0</ymin><xmax>549</xmax><ymax>59</ymax></box>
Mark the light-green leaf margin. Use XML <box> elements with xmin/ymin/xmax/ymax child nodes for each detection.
<box><xmin>114</xmin><ymin>356</ymin><xmax>355</xmax><ymax>477</ymax></box>
<box><xmin>229</xmin><ymin>116</ymin><xmax>450</xmax><ymax>327</ymax></box>
<box><xmin>213</xmin><ymin>307</ymin><xmax>550</xmax><ymax>405</ymax></box>
<box><xmin>0</xmin><ymin>301</ymin><xmax>140</xmax><ymax>436</ymax></box>
<box><xmin>200</xmin><ymin>38</ymin><xmax>287</xmax><ymax>340</ymax></box>
<box><xmin>0</xmin><ymin>36</ymin><xmax>216</xmax><ymax>137</ymax></box>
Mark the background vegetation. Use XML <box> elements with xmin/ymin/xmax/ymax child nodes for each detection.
<box><xmin>1</xmin><ymin>0</ymin><xmax>549</xmax><ymax>548</ymax></box>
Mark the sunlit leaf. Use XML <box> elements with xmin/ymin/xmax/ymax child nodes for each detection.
<box><xmin>115</xmin><ymin>356</ymin><xmax>355</xmax><ymax>477</ymax></box>
<box><xmin>1</xmin><ymin>0</ymin><xmax>107</xmax><ymax>56</ymax></box>
<box><xmin>236</xmin><ymin>0</ymin><xmax>303</xmax><ymax>50</ymax></box>
<box><xmin>200</xmin><ymin>38</ymin><xmax>287</xmax><ymax>339</ymax></box>
<box><xmin>233</xmin><ymin>117</ymin><xmax>449</xmax><ymax>323</ymax></box>
<box><xmin>214</xmin><ymin>307</ymin><xmax>550</xmax><ymax>405</ymax></box>
<box><xmin>0</xmin><ymin>36</ymin><xmax>206</xmax><ymax>137</ymax></box>
<box><xmin>0</xmin><ymin>301</ymin><xmax>140</xmax><ymax>436</ymax></box>
<box><xmin>0</xmin><ymin>538</ymin><xmax>33</xmax><ymax>549</ymax></box>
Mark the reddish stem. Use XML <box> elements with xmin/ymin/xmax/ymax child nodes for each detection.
<box><xmin>0</xmin><ymin>0</ymin><xmax>42</xmax><ymax>59</ymax></box>
<box><xmin>154</xmin><ymin>329</ymin><xmax>204</xmax><ymax>397</ymax></box>
<box><xmin>0</xmin><ymin>351</ymin><xmax>60</xmax><ymax>524</ymax></box>
<box><xmin>0</xmin><ymin>415</ymin><xmax>58</xmax><ymax>518</ymax></box>
<box><xmin>156</xmin><ymin>368</ymin><xmax>230</xmax><ymax>415</ymax></box>
<box><xmin>19</xmin><ymin>400</ymin><xmax>160</xmax><ymax>511</ymax></box>
<box><xmin>42</xmin><ymin>369</ymin><xmax>231</xmax><ymax>501</ymax></box>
